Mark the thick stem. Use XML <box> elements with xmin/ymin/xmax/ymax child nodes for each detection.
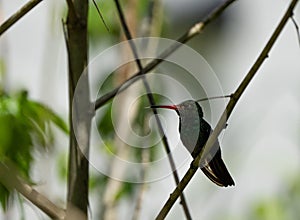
<box><xmin>65</xmin><ymin>0</ymin><xmax>91</xmax><ymax>219</ymax></box>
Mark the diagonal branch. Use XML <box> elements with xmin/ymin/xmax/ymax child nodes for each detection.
<box><xmin>0</xmin><ymin>162</ymin><xmax>66</xmax><ymax>219</ymax></box>
<box><xmin>113</xmin><ymin>0</ymin><xmax>192</xmax><ymax>219</ymax></box>
<box><xmin>95</xmin><ymin>0</ymin><xmax>237</xmax><ymax>110</ymax></box>
<box><xmin>0</xmin><ymin>0</ymin><xmax>44</xmax><ymax>36</ymax></box>
<box><xmin>155</xmin><ymin>0</ymin><xmax>299</xmax><ymax>219</ymax></box>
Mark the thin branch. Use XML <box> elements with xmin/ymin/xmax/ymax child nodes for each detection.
<box><xmin>155</xmin><ymin>0</ymin><xmax>299</xmax><ymax>219</ymax></box>
<box><xmin>196</xmin><ymin>94</ymin><xmax>232</xmax><ymax>102</ymax></box>
<box><xmin>0</xmin><ymin>162</ymin><xmax>66</xmax><ymax>219</ymax></box>
<box><xmin>94</xmin><ymin>0</ymin><xmax>237</xmax><ymax>110</ymax></box>
<box><xmin>0</xmin><ymin>0</ymin><xmax>43</xmax><ymax>36</ymax></box>
<box><xmin>291</xmin><ymin>16</ymin><xmax>300</xmax><ymax>47</ymax></box>
<box><xmin>92</xmin><ymin>0</ymin><xmax>109</xmax><ymax>31</ymax></box>
<box><xmin>114</xmin><ymin>0</ymin><xmax>193</xmax><ymax>218</ymax></box>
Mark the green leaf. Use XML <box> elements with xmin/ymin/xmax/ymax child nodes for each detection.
<box><xmin>0</xmin><ymin>184</ymin><xmax>9</xmax><ymax>211</ymax></box>
<box><xmin>24</xmin><ymin>101</ymin><xmax>69</xmax><ymax>134</ymax></box>
<box><xmin>36</xmin><ymin>102</ymin><xmax>68</xmax><ymax>133</ymax></box>
<box><xmin>0</xmin><ymin>91</ymin><xmax>68</xmax><ymax>210</ymax></box>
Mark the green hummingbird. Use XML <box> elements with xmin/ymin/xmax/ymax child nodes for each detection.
<box><xmin>151</xmin><ymin>100</ymin><xmax>234</xmax><ymax>187</ymax></box>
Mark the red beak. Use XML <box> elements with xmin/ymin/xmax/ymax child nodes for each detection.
<box><xmin>150</xmin><ymin>105</ymin><xmax>178</xmax><ymax>110</ymax></box>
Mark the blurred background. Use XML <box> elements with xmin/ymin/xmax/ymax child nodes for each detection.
<box><xmin>0</xmin><ymin>0</ymin><xmax>300</xmax><ymax>219</ymax></box>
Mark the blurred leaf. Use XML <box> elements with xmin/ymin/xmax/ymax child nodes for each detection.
<box><xmin>114</xmin><ymin>182</ymin><xmax>135</xmax><ymax>201</ymax></box>
<box><xmin>282</xmin><ymin>177</ymin><xmax>300</xmax><ymax>220</ymax></box>
<box><xmin>137</xmin><ymin>0</ymin><xmax>150</xmax><ymax>20</ymax></box>
<box><xmin>242</xmin><ymin>177</ymin><xmax>300</xmax><ymax>220</ymax></box>
<box><xmin>57</xmin><ymin>152</ymin><xmax>68</xmax><ymax>181</ymax></box>
<box><xmin>0</xmin><ymin>184</ymin><xmax>9</xmax><ymax>211</ymax></box>
<box><xmin>0</xmin><ymin>91</ymin><xmax>68</xmax><ymax>210</ymax></box>
<box><xmin>89</xmin><ymin>174</ymin><xmax>108</xmax><ymax>192</ymax></box>
<box><xmin>29</xmin><ymin>101</ymin><xmax>69</xmax><ymax>134</ymax></box>
<box><xmin>102</xmin><ymin>140</ymin><xmax>117</xmax><ymax>156</ymax></box>
<box><xmin>254</xmin><ymin>199</ymin><xmax>285</xmax><ymax>220</ymax></box>
<box><xmin>88</xmin><ymin>0</ymin><xmax>151</xmax><ymax>44</ymax></box>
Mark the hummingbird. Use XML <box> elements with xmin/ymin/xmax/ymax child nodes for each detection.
<box><xmin>151</xmin><ymin>100</ymin><xmax>234</xmax><ymax>187</ymax></box>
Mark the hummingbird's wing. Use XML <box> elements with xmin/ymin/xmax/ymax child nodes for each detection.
<box><xmin>196</xmin><ymin>119</ymin><xmax>235</xmax><ymax>187</ymax></box>
<box><xmin>200</xmin><ymin>147</ymin><xmax>235</xmax><ymax>187</ymax></box>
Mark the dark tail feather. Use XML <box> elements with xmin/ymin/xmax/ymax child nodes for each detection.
<box><xmin>200</xmin><ymin>151</ymin><xmax>235</xmax><ymax>187</ymax></box>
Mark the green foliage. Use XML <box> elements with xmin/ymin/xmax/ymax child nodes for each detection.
<box><xmin>136</xmin><ymin>0</ymin><xmax>150</xmax><ymax>20</ymax></box>
<box><xmin>98</xmin><ymin>102</ymin><xmax>115</xmax><ymax>140</ymax></box>
<box><xmin>94</xmin><ymin>91</ymin><xmax>167</xmax><ymax>208</ymax></box>
<box><xmin>88</xmin><ymin>0</ymin><xmax>168</xmax><ymax>209</ymax></box>
<box><xmin>0</xmin><ymin>185</ymin><xmax>9</xmax><ymax>210</ymax></box>
<box><xmin>88</xmin><ymin>0</ymin><xmax>152</xmax><ymax>43</ymax></box>
<box><xmin>89</xmin><ymin>174</ymin><xmax>108</xmax><ymax>193</ymax></box>
<box><xmin>253</xmin><ymin>199</ymin><xmax>285</xmax><ymax>220</ymax></box>
<box><xmin>249</xmin><ymin>177</ymin><xmax>300</xmax><ymax>220</ymax></box>
<box><xmin>88</xmin><ymin>0</ymin><xmax>119</xmax><ymax>42</ymax></box>
<box><xmin>0</xmin><ymin>91</ymin><xmax>68</xmax><ymax>210</ymax></box>
<box><xmin>114</xmin><ymin>181</ymin><xmax>135</xmax><ymax>201</ymax></box>
<box><xmin>220</xmin><ymin>177</ymin><xmax>300</xmax><ymax>220</ymax></box>
<box><xmin>57</xmin><ymin>152</ymin><xmax>68</xmax><ymax>182</ymax></box>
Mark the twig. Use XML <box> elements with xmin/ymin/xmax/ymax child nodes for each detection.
<box><xmin>114</xmin><ymin>0</ymin><xmax>193</xmax><ymax>218</ymax></box>
<box><xmin>196</xmin><ymin>94</ymin><xmax>232</xmax><ymax>102</ymax></box>
<box><xmin>0</xmin><ymin>0</ymin><xmax>43</xmax><ymax>36</ymax></box>
<box><xmin>291</xmin><ymin>16</ymin><xmax>300</xmax><ymax>47</ymax></box>
<box><xmin>155</xmin><ymin>0</ymin><xmax>299</xmax><ymax>219</ymax></box>
<box><xmin>0</xmin><ymin>162</ymin><xmax>66</xmax><ymax>219</ymax></box>
<box><xmin>94</xmin><ymin>0</ymin><xmax>237</xmax><ymax>110</ymax></box>
<box><xmin>92</xmin><ymin>0</ymin><xmax>109</xmax><ymax>31</ymax></box>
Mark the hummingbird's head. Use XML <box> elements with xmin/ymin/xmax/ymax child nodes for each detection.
<box><xmin>150</xmin><ymin>100</ymin><xmax>203</xmax><ymax>118</ymax></box>
<box><xmin>176</xmin><ymin>100</ymin><xmax>203</xmax><ymax>118</ymax></box>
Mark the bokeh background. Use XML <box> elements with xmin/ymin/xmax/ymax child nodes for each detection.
<box><xmin>0</xmin><ymin>0</ymin><xmax>300</xmax><ymax>219</ymax></box>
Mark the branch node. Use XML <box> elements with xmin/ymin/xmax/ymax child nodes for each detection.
<box><xmin>188</xmin><ymin>22</ymin><xmax>204</xmax><ymax>36</ymax></box>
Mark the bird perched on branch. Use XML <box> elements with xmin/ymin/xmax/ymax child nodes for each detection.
<box><xmin>151</xmin><ymin>100</ymin><xmax>234</xmax><ymax>187</ymax></box>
